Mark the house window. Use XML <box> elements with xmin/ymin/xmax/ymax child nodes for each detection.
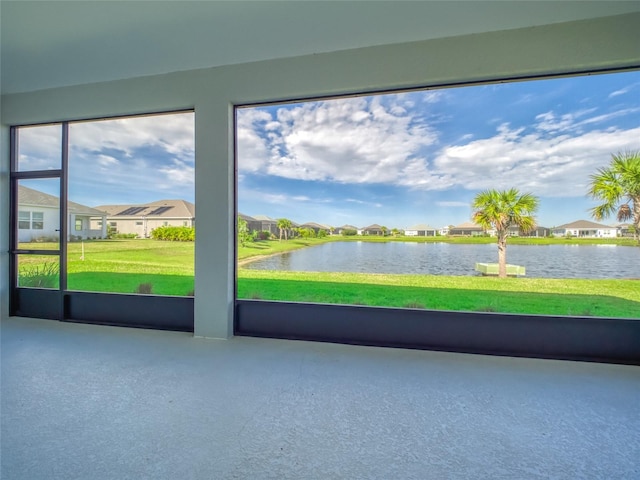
<box><xmin>75</xmin><ymin>219</ymin><xmax>83</xmax><ymax>231</ymax></box>
<box><xmin>32</xmin><ymin>212</ymin><xmax>44</xmax><ymax>230</ymax></box>
<box><xmin>18</xmin><ymin>211</ymin><xmax>30</xmax><ymax>229</ymax></box>
<box><xmin>135</xmin><ymin>221</ymin><xmax>143</xmax><ymax>226</ymax></box>
<box><xmin>109</xmin><ymin>222</ymin><xmax>117</xmax><ymax>227</ymax></box>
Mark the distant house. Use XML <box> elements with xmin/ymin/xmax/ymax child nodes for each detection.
<box><xmin>337</xmin><ymin>224</ymin><xmax>359</xmax><ymax>235</ymax></box>
<box><xmin>449</xmin><ymin>221</ymin><xmax>485</xmax><ymax>236</ymax></box>
<box><xmin>238</xmin><ymin>213</ymin><xmax>262</xmax><ymax>233</ymax></box>
<box><xmin>362</xmin><ymin>224</ymin><xmax>384</xmax><ymax>235</ymax></box>
<box><xmin>439</xmin><ymin>225</ymin><xmax>451</xmax><ymax>236</ymax></box>
<box><xmin>94</xmin><ymin>199</ymin><xmax>195</xmax><ymax>238</ymax></box>
<box><xmin>251</xmin><ymin>215</ymin><xmax>279</xmax><ymax>236</ymax></box>
<box><xmin>551</xmin><ymin>220</ymin><xmax>617</xmax><ymax>238</ymax></box>
<box><xmin>484</xmin><ymin>225</ymin><xmax>549</xmax><ymax>237</ymax></box>
<box><xmin>404</xmin><ymin>224</ymin><xmax>437</xmax><ymax>236</ymax></box>
<box><xmin>520</xmin><ymin>226</ymin><xmax>550</xmax><ymax>238</ymax></box>
<box><xmin>299</xmin><ymin>222</ymin><xmax>330</xmax><ymax>235</ymax></box>
<box><xmin>18</xmin><ymin>185</ymin><xmax>107</xmax><ymax>242</ymax></box>
<box><xmin>616</xmin><ymin>223</ymin><xmax>634</xmax><ymax>237</ymax></box>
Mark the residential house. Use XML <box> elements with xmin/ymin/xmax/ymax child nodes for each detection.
<box><xmin>448</xmin><ymin>221</ymin><xmax>485</xmax><ymax>236</ymax></box>
<box><xmin>238</xmin><ymin>213</ymin><xmax>262</xmax><ymax>234</ymax></box>
<box><xmin>404</xmin><ymin>224</ymin><xmax>437</xmax><ymax>236</ymax></box>
<box><xmin>95</xmin><ymin>199</ymin><xmax>195</xmax><ymax>238</ymax></box>
<box><xmin>552</xmin><ymin>220</ymin><xmax>617</xmax><ymax>238</ymax></box>
<box><xmin>299</xmin><ymin>222</ymin><xmax>330</xmax><ymax>235</ymax></box>
<box><xmin>18</xmin><ymin>185</ymin><xmax>107</xmax><ymax>242</ymax></box>
<box><xmin>251</xmin><ymin>215</ymin><xmax>279</xmax><ymax>236</ymax></box>
<box><xmin>616</xmin><ymin>223</ymin><xmax>634</xmax><ymax>238</ymax></box>
<box><xmin>362</xmin><ymin>224</ymin><xmax>385</xmax><ymax>235</ymax></box>
<box><xmin>439</xmin><ymin>225</ymin><xmax>451</xmax><ymax>236</ymax></box>
<box><xmin>520</xmin><ymin>226</ymin><xmax>550</xmax><ymax>238</ymax></box>
<box><xmin>336</xmin><ymin>224</ymin><xmax>359</xmax><ymax>235</ymax></box>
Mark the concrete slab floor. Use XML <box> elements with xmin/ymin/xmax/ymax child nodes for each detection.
<box><xmin>1</xmin><ymin>317</ymin><xmax>639</xmax><ymax>480</ymax></box>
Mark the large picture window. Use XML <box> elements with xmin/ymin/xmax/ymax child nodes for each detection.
<box><xmin>236</xmin><ymin>70</ymin><xmax>640</xmax><ymax>321</ymax></box>
<box><xmin>10</xmin><ymin>111</ymin><xmax>195</xmax><ymax>329</ymax></box>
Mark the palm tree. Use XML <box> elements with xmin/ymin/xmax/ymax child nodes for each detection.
<box><xmin>472</xmin><ymin>188</ymin><xmax>539</xmax><ymax>278</ymax></box>
<box><xmin>381</xmin><ymin>226</ymin><xmax>388</xmax><ymax>237</ymax></box>
<box><xmin>588</xmin><ymin>151</ymin><xmax>640</xmax><ymax>244</ymax></box>
<box><xmin>276</xmin><ymin>218</ymin><xmax>292</xmax><ymax>241</ymax></box>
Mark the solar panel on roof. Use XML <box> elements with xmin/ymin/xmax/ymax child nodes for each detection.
<box><xmin>147</xmin><ymin>206</ymin><xmax>174</xmax><ymax>216</ymax></box>
<box><xmin>116</xmin><ymin>206</ymin><xmax>147</xmax><ymax>216</ymax></box>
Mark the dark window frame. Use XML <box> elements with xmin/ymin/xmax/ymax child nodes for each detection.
<box><xmin>9</xmin><ymin>110</ymin><xmax>195</xmax><ymax>332</ymax></box>
<box><xmin>233</xmin><ymin>68</ymin><xmax>640</xmax><ymax>366</ymax></box>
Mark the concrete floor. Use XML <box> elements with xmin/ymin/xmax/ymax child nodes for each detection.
<box><xmin>1</xmin><ymin>317</ymin><xmax>639</xmax><ymax>480</ymax></box>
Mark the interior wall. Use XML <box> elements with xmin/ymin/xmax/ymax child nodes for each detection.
<box><xmin>1</xmin><ymin>13</ymin><xmax>639</xmax><ymax>336</ymax></box>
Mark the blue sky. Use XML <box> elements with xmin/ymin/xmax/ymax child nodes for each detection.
<box><xmin>16</xmin><ymin>71</ymin><xmax>640</xmax><ymax>229</ymax></box>
<box><xmin>18</xmin><ymin>112</ymin><xmax>195</xmax><ymax>207</ymax></box>
<box><xmin>237</xmin><ymin>70</ymin><xmax>640</xmax><ymax>229</ymax></box>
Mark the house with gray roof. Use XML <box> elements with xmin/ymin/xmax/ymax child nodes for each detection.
<box><xmin>299</xmin><ymin>222</ymin><xmax>330</xmax><ymax>235</ymax></box>
<box><xmin>362</xmin><ymin>224</ymin><xmax>385</xmax><ymax>235</ymax></box>
<box><xmin>336</xmin><ymin>224</ymin><xmax>359</xmax><ymax>235</ymax></box>
<box><xmin>18</xmin><ymin>185</ymin><xmax>107</xmax><ymax>242</ymax></box>
<box><xmin>449</xmin><ymin>221</ymin><xmax>485</xmax><ymax>236</ymax></box>
<box><xmin>94</xmin><ymin>199</ymin><xmax>195</xmax><ymax>238</ymax></box>
<box><xmin>404</xmin><ymin>224</ymin><xmax>437</xmax><ymax>237</ymax></box>
<box><xmin>551</xmin><ymin>220</ymin><xmax>617</xmax><ymax>238</ymax></box>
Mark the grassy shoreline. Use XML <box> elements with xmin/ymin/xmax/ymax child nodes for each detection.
<box><xmin>237</xmin><ymin>270</ymin><xmax>640</xmax><ymax>318</ymax></box>
<box><xmin>17</xmin><ymin>238</ymin><xmax>640</xmax><ymax>318</ymax></box>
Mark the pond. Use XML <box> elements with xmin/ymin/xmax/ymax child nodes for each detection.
<box><xmin>243</xmin><ymin>242</ymin><xmax>640</xmax><ymax>279</ymax></box>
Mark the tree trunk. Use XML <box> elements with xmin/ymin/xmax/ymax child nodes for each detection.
<box><xmin>633</xmin><ymin>197</ymin><xmax>640</xmax><ymax>245</ymax></box>
<box><xmin>498</xmin><ymin>234</ymin><xmax>507</xmax><ymax>278</ymax></box>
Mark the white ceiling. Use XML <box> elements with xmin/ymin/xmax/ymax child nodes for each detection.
<box><xmin>2</xmin><ymin>1</ymin><xmax>639</xmax><ymax>95</ymax></box>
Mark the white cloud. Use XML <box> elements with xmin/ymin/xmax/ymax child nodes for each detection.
<box><xmin>434</xmin><ymin>125</ymin><xmax>640</xmax><ymax>197</ymax></box>
<box><xmin>608</xmin><ymin>82</ymin><xmax>639</xmax><ymax>98</ymax></box>
<box><xmin>237</xmin><ymin>96</ymin><xmax>438</xmax><ymax>185</ymax></box>
<box><xmin>239</xmin><ymin>94</ymin><xmax>640</xmax><ymax>200</ymax></box>
<box><xmin>346</xmin><ymin>198</ymin><xmax>383</xmax><ymax>208</ymax></box>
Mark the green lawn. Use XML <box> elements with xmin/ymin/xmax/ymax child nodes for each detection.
<box><xmin>237</xmin><ymin>269</ymin><xmax>640</xmax><ymax>318</ymax></box>
<box><xmin>16</xmin><ymin>238</ymin><xmax>640</xmax><ymax>318</ymax></box>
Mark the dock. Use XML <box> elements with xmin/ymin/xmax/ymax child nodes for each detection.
<box><xmin>475</xmin><ymin>263</ymin><xmax>525</xmax><ymax>277</ymax></box>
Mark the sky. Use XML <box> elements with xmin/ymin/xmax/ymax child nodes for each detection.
<box><xmin>16</xmin><ymin>70</ymin><xmax>640</xmax><ymax>229</ymax></box>
<box><xmin>237</xmin><ymin>70</ymin><xmax>640</xmax><ymax>229</ymax></box>
<box><xmin>17</xmin><ymin>112</ymin><xmax>195</xmax><ymax>207</ymax></box>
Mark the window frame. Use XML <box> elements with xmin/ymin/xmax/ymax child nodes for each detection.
<box><xmin>9</xmin><ymin>110</ymin><xmax>195</xmax><ymax>331</ymax></box>
<box><xmin>32</xmin><ymin>212</ymin><xmax>44</xmax><ymax>230</ymax></box>
<box><xmin>233</xmin><ymin>69</ymin><xmax>640</xmax><ymax>366</ymax></box>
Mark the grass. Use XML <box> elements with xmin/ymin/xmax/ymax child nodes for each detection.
<box><xmin>236</xmin><ymin>269</ymin><xmax>640</xmax><ymax>318</ymax></box>
<box><xmin>238</xmin><ymin>237</ymin><xmax>329</xmax><ymax>261</ymax></box>
<box><xmin>16</xmin><ymin>238</ymin><xmax>640</xmax><ymax>318</ymax></box>
<box><xmin>19</xmin><ymin>239</ymin><xmax>194</xmax><ymax>296</ymax></box>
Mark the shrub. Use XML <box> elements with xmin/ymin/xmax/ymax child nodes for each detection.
<box><xmin>341</xmin><ymin>229</ymin><xmax>357</xmax><ymax>236</ymax></box>
<box><xmin>254</xmin><ymin>230</ymin><xmax>272</xmax><ymax>241</ymax></box>
<box><xmin>18</xmin><ymin>262</ymin><xmax>59</xmax><ymax>288</ymax></box>
<box><xmin>134</xmin><ymin>283</ymin><xmax>153</xmax><ymax>294</ymax></box>
<box><xmin>151</xmin><ymin>226</ymin><xmax>195</xmax><ymax>241</ymax></box>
